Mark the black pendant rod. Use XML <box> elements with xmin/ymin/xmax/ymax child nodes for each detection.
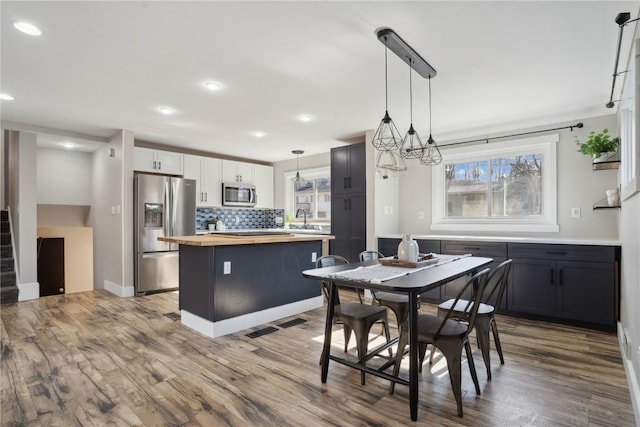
<box><xmin>376</xmin><ymin>27</ymin><xmax>436</xmax><ymax>79</ymax></box>
<box><xmin>606</xmin><ymin>13</ymin><xmax>639</xmax><ymax>108</ymax></box>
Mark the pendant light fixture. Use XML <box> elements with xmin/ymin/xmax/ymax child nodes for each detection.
<box><xmin>292</xmin><ymin>149</ymin><xmax>304</xmax><ymax>182</ymax></box>
<box><xmin>371</xmin><ymin>35</ymin><xmax>403</xmax><ymax>151</ymax></box>
<box><xmin>399</xmin><ymin>59</ymin><xmax>424</xmax><ymax>159</ymax></box>
<box><xmin>376</xmin><ymin>148</ymin><xmax>407</xmax><ymax>179</ymax></box>
<box><xmin>419</xmin><ymin>76</ymin><xmax>442</xmax><ymax>166</ymax></box>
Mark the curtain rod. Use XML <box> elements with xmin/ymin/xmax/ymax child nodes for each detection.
<box><xmin>435</xmin><ymin>122</ymin><xmax>583</xmax><ymax>149</ymax></box>
<box><xmin>606</xmin><ymin>13</ymin><xmax>640</xmax><ymax>108</ymax></box>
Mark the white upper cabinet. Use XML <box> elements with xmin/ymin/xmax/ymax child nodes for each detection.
<box><xmin>254</xmin><ymin>164</ymin><xmax>274</xmax><ymax>208</ymax></box>
<box><xmin>184</xmin><ymin>154</ymin><xmax>222</xmax><ymax>207</ymax></box>
<box><xmin>133</xmin><ymin>147</ymin><xmax>183</xmax><ymax>175</ymax></box>
<box><xmin>222</xmin><ymin>160</ymin><xmax>255</xmax><ymax>184</ymax></box>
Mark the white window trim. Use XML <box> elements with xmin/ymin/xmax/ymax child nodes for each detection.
<box><xmin>620</xmin><ymin>39</ymin><xmax>640</xmax><ymax>201</ymax></box>
<box><xmin>431</xmin><ymin>134</ymin><xmax>559</xmax><ymax>233</ymax></box>
<box><xmin>284</xmin><ymin>166</ymin><xmax>331</xmax><ymax>220</ymax></box>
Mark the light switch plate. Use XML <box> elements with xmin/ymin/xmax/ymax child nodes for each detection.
<box><xmin>571</xmin><ymin>207</ymin><xmax>581</xmax><ymax>218</ymax></box>
<box><xmin>311</xmin><ymin>252</ymin><xmax>317</xmax><ymax>263</ymax></box>
<box><xmin>223</xmin><ymin>261</ymin><xmax>231</xmax><ymax>274</ymax></box>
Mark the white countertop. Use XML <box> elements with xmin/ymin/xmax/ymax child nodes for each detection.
<box><xmin>197</xmin><ymin>228</ymin><xmax>331</xmax><ymax>236</ymax></box>
<box><xmin>377</xmin><ymin>234</ymin><xmax>621</xmax><ymax>246</ymax></box>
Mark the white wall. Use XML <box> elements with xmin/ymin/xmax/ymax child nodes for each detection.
<box><xmin>395</xmin><ymin>114</ymin><xmax>619</xmax><ymax>241</ymax></box>
<box><xmin>37</xmin><ymin>147</ymin><xmax>92</xmax><ymax>205</ymax></box>
<box><xmin>88</xmin><ymin>130</ymin><xmax>134</xmax><ymax>295</ymax></box>
<box><xmin>6</xmin><ymin>130</ymin><xmax>39</xmax><ymax>300</ymax></box>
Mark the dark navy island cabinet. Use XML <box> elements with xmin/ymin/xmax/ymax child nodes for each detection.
<box><xmin>378</xmin><ymin>237</ymin><xmax>620</xmax><ymax>332</ymax></box>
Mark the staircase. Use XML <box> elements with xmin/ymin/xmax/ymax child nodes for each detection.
<box><xmin>1</xmin><ymin>210</ymin><xmax>19</xmax><ymax>304</ymax></box>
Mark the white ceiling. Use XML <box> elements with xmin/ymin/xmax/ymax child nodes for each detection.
<box><xmin>1</xmin><ymin>1</ymin><xmax>638</xmax><ymax>162</ymax></box>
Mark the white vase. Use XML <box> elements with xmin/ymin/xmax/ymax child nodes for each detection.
<box><xmin>397</xmin><ymin>234</ymin><xmax>419</xmax><ymax>262</ymax></box>
<box><xmin>216</xmin><ymin>220</ymin><xmax>226</xmax><ymax>231</ymax></box>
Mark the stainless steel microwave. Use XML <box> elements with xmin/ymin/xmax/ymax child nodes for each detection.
<box><xmin>222</xmin><ymin>183</ymin><xmax>257</xmax><ymax>207</ymax></box>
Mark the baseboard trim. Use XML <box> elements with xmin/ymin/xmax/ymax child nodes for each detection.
<box><xmin>18</xmin><ymin>282</ymin><xmax>39</xmax><ymax>301</ymax></box>
<box><xmin>104</xmin><ymin>280</ymin><xmax>134</xmax><ymax>297</ymax></box>
<box><xmin>181</xmin><ymin>295</ymin><xmax>323</xmax><ymax>338</ymax></box>
<box><xmin>618</xmin><ymin>322</ymin><xmax>640</xmax><ymax>423</ymax></box>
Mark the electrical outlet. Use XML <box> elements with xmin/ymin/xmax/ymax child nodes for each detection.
<box><xmin>418</xmin><ymin>210</ymin><xmax>425</xmax><ymax>220</ymax></box>
<box><xmin>111</xmin><ymin>206</ymin><xmax>116</xmax><ymax>215</ymax></box>
<box><xmin>223</xmin><ymin>261</ymin><xmax>231</xmax><ymax>274</ymax></box>
<box><xmin>116</xmin><ymin>205</ymin><xmax>121</xmax><ymax>214</ymax></box>
<box><xmin>383</xmin><ymin>206</ymin><xmax>389</xmax><ymax>215</ymax></box>
<box><xmin>571</xmin><ymin>207</ymin><xmax>581</xmax><ymax>218</ymax></box>
<box><xmin>311</xmin><ymin>252</ymin><xmax>317</xmax><ymax>263</ymax></box>
<box><xmin>235</xmin><ymin>215</ymin><xmax>240</xmax><ymax>225</ymax></box>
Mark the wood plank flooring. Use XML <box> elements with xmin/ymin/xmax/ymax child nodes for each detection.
<box><xmin>1</xmin><ymin>290</ymin><xmax>635</xmax><ymax>426</ymax></box>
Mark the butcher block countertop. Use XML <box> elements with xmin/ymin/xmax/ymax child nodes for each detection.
<box><xmin>159</xmin><ymin>233</ymin><xmax>334</xmax><ymax>247</ymax></box>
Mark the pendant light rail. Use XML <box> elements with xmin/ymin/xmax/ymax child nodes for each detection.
<box><xmin>376</xmin><ymin>27</ymin><xmax>437</xmax><ymax>79</ymax></box>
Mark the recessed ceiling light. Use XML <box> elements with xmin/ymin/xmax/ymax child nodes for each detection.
<box><xmin>204</xmin><ymin>81</ymin><xmax>223</xmax><ymax>91</ymax></box>
<box><xmin>251</xmin><ymin>131</ymin><xmax>266</xmax><ymax>138</ymax></box>
<box><xmin>297</xmin><ymin>114</ymin><xmax>313</xmax><ymax>122</ymax></box>
<box><xmin>59</xmin><ymin>142</ymin><xmax>76</xmax><ymax>149</ymax></box>
<box><xmin>158</xmin><ymin>106</ymin><xmax>175</xmax><ymax>115</ymax></box>
<box><xmin>0</xmin><ymin>93</ymin><xmax>15</xmax><ymax>101</ymax></box>
<box><xmin>14</xmin><ymin>22</ymin><xmax>42</xmax><ymax>36</ymax></box>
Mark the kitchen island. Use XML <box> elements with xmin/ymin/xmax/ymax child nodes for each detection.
<box><xmin>159</xmin><ymin>233</ymin><xmax>334</xmax><ymax>338</ymax></box>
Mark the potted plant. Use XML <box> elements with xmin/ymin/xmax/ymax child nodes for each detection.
<box><xmin>207</xmin><ymin>218</ymin><xmax>217</xmax><ymax>232</ymax></box>
<box><xmin>575</xmin><ymin>128</ymin><xmax>620</xmax><ymax>159</ymax></box>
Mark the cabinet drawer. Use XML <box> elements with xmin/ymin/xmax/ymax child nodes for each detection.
<box><xmin>442</xmin><ymin>240</ymin><xmax>507</xmax><ymax>257</ymax></box>
<box><xmin>508</xmin><ymin>243</ymin><xmax>616</xmax><ymax>262</ymax></box>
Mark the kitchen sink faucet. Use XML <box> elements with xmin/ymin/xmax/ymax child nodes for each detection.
<box><xmin>296</xmin><ymin>208</ymin><xmax>308</xmax><ymax>228</ymax></box>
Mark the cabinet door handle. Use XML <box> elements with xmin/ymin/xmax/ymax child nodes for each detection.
<box><xmin>205</xmin><ymin>192</ymin><xmax>208</xmax><ymax>202</ymax></box>
<box><xmin>546</xmin><ymin>251</ymin><xmax>567</xmax><ymax>256</ymax></box>
<box><xmin>348</xmin><ymin>177</ymin><xmax>352</xmax><ymax>188</ymax></box>
<box><xmin>344</xmin><ymin>199</ymin><xmax>348</xmax><ymax>210</ymax></box>
<box><xmin>348</xmin><ymin>198</ymin><xmax>351</xmax><ymax>210</ymax></box>
<box><xmin>558</xmin><ymin>269</ymin><xmax>563</xmax><ymax>286</ymax></box>
<box><xmin>343</xmin><ymin>177</ymin><xmax>347</xmax><ymax>189</ymax></box>
<box><xmin>550</xmin><ymin>268</ymin><xmax>554</xmax><ymax>285</ymax></box>
<box><xmin>158</xmin><ymin>161</ymin><xmax>162</xmax><ymax>170</ymax></box>
<box><xmin>153</xmin><ymin>160</ymin><xmax>157</xmax><ymax>169</ymax></box>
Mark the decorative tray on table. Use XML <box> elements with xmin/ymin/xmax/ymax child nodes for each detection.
<box><xmin>378</xmin><ymin>253</ymin><xmax>438</xmax><ymax>268</ymax></box>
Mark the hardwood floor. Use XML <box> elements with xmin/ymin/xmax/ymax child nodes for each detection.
<box><xmin>1</xmin><ymin>290</ymin><xmax>635</xmax><ymax>426</ymax></box>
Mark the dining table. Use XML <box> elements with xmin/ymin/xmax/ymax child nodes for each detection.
<box><xmin>302</xmin><ymin>254</ymin><xmax>493</xmax><ymax>421</ymax></box>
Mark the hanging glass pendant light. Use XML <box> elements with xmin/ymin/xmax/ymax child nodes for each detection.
<box><xmin>376</xmin><ymin>149</ymin><xmax>407</xmax><ymax>179</ymax></box>
<box><xmin>420</xmin><ymin>76</ymin><xmax>442</xmax><ymax>166</ymax></box>
<box><xmin>371</xmin><ymin>36</ymin><xmax>402</xmax><ymax>151</ymax></box>
<box><xmin>292</xmin><ymin>150</ymin><xmax>304</xmax><ymax>182</ymax></box>
<box><xmin>400</xmin><ymin>59</ymin><xmax>424</xmax><ymax>159</ymax></box>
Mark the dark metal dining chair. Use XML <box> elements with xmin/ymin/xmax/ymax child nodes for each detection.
<box><xmin>358</xmin><ymin>250</ymin><xmax>417</xmax><ymax>331</ymax></box>
<box><xmin>390</xmin><ymin>268</ymin><xmax>490</xmax><ymax>417</ymax></box>
<box><xmin>432</xmin><ymin>259</ymin><xmax>513</xmax><ymax>380</ymax></box>
<box><xmin>316</xmin><ymin>255</ymin><xmax>392</xmax><ymax>385</ymax></box>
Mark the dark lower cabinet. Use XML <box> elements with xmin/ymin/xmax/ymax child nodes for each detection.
<box><xmin>440</xmin><ymin>240</ymin><xmax>507</xmax><ymax>306</ymax></box>
<box><xmin>509</xmin><ymin>258</ymin><xmax>557</xmax><ymax>316</ymax></box>
<box><xmin>377</xmin><ymin>237</ymin><xmax>619</xmax><ymax>331</ymax></box>
<box><xmin>331</xmin><ymin>192</ymin><xmax>366</xmax><ymax>262</ymax></box>
<box><xmin>507</xmin><ymin>243</ymin><xmax>618</xmax><ymax>331</ymax></box>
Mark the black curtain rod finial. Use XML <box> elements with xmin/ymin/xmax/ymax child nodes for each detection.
<box><xmin>616</xmin><ymin>12</ymin><xmax>631</xmax><ymax>26</ymax></box>
<box><xmin>606</xmin><ymin>101</ymin><xmax>616</xmax><ymax>108</ymax></box>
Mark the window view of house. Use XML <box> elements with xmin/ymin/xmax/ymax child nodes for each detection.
<box><xmin>294</xmin><ymin>176</ymin><xmax>331</xmax><ymax>220</ymax></box>
<box><xmin>445</xmin><ymin>154</ymin><xmax>542</xmax><ymax>218</ymax></box>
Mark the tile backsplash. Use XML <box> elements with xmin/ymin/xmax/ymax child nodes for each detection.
<box><xmin>196</xmin><ymin>207</ymin><xmax>284</xmax><ymax>231</ymax></box>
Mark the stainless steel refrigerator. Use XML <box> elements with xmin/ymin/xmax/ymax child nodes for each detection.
<box><xmin>134</xmin><ymin>173</ymin><xmax>196</xmax><ymax>295</ymax></box>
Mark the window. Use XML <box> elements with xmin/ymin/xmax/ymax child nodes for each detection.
<box><xmin>284</xmin><ymin>167</ymin><xmax>331</xmax><ymax>221</ymax></box>
<box><xmin>432</xmin><ymin>135</ymin><xmax>558</xmax><ymax>232</ymax></box>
